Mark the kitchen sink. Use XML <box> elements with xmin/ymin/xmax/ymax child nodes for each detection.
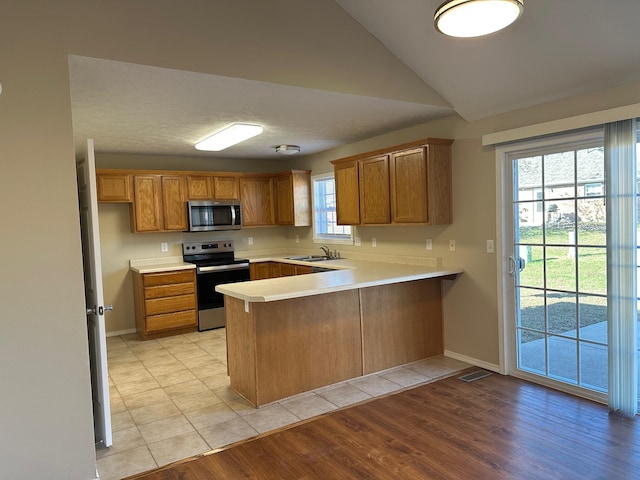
<box><xmin>286</xmin><ymin>255</ymin><xmax>331</xmax><ymax>262</ymax></box>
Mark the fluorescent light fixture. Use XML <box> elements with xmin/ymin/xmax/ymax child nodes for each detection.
<box><xmin>195</xmin><ymin>123</ymin><xmax>263</xmax><ymax>151</ymax></box>
<box><xmin>434</xmin><ymin>0</ymin><xmax>524</xmax><ymax>38</ymax></box>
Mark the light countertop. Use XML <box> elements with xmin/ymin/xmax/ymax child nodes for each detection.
<box><xmin>216</xmin><ymin>256</ymin><xmax>462</xmax><ymax>303</ymax></box>
<box><xmin>129</xmin><ymin>256</ymin><xmax>196</xmax><ymax>274</ymax></box>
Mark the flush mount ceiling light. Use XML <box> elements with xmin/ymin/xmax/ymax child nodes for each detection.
<box><xmin>434</xmin><ymin>0</ymin><xmax>524</xmax><ymax>38</ymax></box>
<box><xmin>195</xmin><ymin>123</ymin><xmax>264</xmax><ymax>151</ymax></box>
<box><xmin>275</xmin><ymin>144</ymin><xmax>301</xmax><ymax>155</ymax></box>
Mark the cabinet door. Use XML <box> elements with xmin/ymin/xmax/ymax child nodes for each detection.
<box><xmin>250</xmin><ymin>262</ymin><xmax>272</xmax><ymax>280</ymax></box>
<box><xmin>359</xmin><ymin>155</ymin><xmax>390</xmax><ymax>224</ymax></box>
<box><xmin>132</xmin><ymin>175</ymin><xmax>162</xmax><ymax>232</ymax></box>
<box><xmin>274</xmin><ymin>174</ymin><xmax>294</xmax><ymax>225</ymax></box>
<box><xmin>295</xmin><ymin>265</ymin><xmax>312</xmax><ymax>275</ymax></box>
<box><xmin>186</xmin><ymin>175</ymin><xmax>213</xmax><ymax>200</ymax></box>
<box><xmin>240</xmin><ymin>177</ymin><xmax>275</xmax><ymax>226</ymax></box>
<box><xmin>97</xmin><ymin>172</ymin><xmax>132</xmax><ymax>202</ymax></box>
<box><xmin>161</xmin><ymin>176</ymin><xmax>188</xmax><ymax>231</ymax></box>
<box><xmin>213</xmin><ymin>176</ymin><xmax>240</xmax><ymax>200</ymax></box>
<box><xmin>269</xmin><ymin>262</ymin><xmax>281</xmax><ymax>278</ymax></box>
<box><xmin>279</xmin><ymin>263</ymin><xmax>296</xmax><ymax>277</ymax></box>
<box><xmin>275</xmin><ymin>171</ymin><xmax>311</xmax><ymax>226</ymax></box>
<box><xmin>390</xmin><ymin>148</ymin><xmax>428</xmax><ymax>223</ymax></box>
<box><xmin>334</xmin><ymin>160</ymin><xmax>360</xmax><ymax>225</ymax></box>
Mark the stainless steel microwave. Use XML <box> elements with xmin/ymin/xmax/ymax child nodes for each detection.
<box><xmin>187</xmin><ymin>200</ymin><xmax>243</xmax><ymax>232</ymax></box>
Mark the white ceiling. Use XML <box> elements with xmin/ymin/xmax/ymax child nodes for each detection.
<box><xmin>69</xmin><ymin>0</ymin><xmax>640</xmax><ymax>160</ymax></box>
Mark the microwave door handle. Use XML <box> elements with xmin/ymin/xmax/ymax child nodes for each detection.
<box><xmin>231</xmin><ymin>205</ymin><xmax>236</xmax><ymax>225</ymax></box>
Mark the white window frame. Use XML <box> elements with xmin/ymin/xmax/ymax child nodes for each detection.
<box><xmin>311</xmin><ymin>172</ymin><xmax>354</xmax><ymax>245</ymax></box>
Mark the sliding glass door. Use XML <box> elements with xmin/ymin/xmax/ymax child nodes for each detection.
<box><xmin>512</xmin><ymin>140</ymin><xmax>609</xmax><ymax>394</ymax></box>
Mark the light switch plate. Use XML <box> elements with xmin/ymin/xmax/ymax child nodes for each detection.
<box><xmin>426</xmin><ymin>239</ymin><xmax>432</xmax><ymax>250</ymax></box>
<box><xmin>355</xmin><ymin>237</ymin><xmax>361</xmax><ymax>246</ymax></box>
<box><xmin>372</xmin><ymin>238</ymin><xmax>377</xmax><ymax>247</ymax></box>
<box><xmin>248</xmin><ymin>237</ymin><xmax>254</xmax><ymax>246</ymax></box>
<box><xmin>161</xmin><ymin>242</ymin><xmax>168</xmax><ymax>252</ymax></box>
<box><xmin>486</xmin><ymin>239</ymin><xmax>495</xmax><ymax>253</ymax></box>
<box><xmin>449</xmin><ymin>240</ymin><xmax>456</xmax><ymax>252</ymax></box>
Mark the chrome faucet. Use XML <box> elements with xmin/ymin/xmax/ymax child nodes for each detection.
<box><xmin>320</xmin><ymin>245</ymin><xmax>331</xmax><ymax>259</ymax></box>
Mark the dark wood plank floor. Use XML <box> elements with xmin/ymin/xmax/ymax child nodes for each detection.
<box><xmin>127</xmin><ymin>371</ymin><xmax>640</xmax><ymax>480</ymax></box>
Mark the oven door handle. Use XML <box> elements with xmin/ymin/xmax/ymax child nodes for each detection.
<box><xmin>197</xmin><ymin>263</ymin><xmax>250</xmax><ymax>273</ymax></box>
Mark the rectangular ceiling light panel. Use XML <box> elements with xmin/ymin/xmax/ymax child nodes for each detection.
<box><xmin>195</xmin><ymin>123</ymin><xmax>263</xmax><ymax>151</ymax></box>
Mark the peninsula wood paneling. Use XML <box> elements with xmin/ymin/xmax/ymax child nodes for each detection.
<box><xmin>225</xmin><ymin>296</ymin><xmax>258</xmax><ymax>406</ymax></box>
<box><xmin>253</xmin><ymin>290</ymin><xmax>362</xmax><ymax>405</ymax></box>
<box><xmin>225</xmin><ymin>290</ymin><xmax>362</xmax><ymax>406</ymax></box>
<box><xmin>360</xmin><ymin>278</ymin><xmax>443</xmax><ymax>374</ymax></box>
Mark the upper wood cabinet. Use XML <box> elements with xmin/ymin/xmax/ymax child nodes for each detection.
<box><xmin>160</xmin><ymin>176</ymin><xmax>188</xmax><ymax>231</ymax></box>
<box><xmin>131</xmin><ymin>174</ymin><xmax>187</xmax><ymax>233</ymax></box>
<box><xmin>333</xmin><ymin>160</ymin><xmax>360</xmax><ymax>225</ymax></box>
<box><xmin>213</xmin><ymin>175</ymin><xmax>240</xmax><ymax>200</ymax></box>
<box><xmin>187</xmin><ymin>174</ymin><xmax>239</xmax><ymax>200</ymax></box>
<box><xmin>186</xmin><ymin>175</ymin><xmax>212</xmax><ymax>200</ymax></box>
<box><xmin>240</xmin><ymin>176</ymin><xmax>275</xmax><ymax>226</ymax></box>
<box><xmin>359</xmin><ymin>155</ymin><xmax>390</xmax><ymax>224</ymax></box>
<box><xmin>390</xmin><ymin>142</ymin><xmax>452</xmax><ymax>225</ymax></box>
<box><xmin>132</xmin><ymin>175</ymin><xmax>163</xmax><ymax>232</ymax></box>
<box><xmin>96</xmin><ymin>171</ymin><xmax>132</xmax><ymax>203</ymax></box>
<box><xmin>274</xmin><ymin>170</ymin><xmax>311</xmax><ymax>226</ymax></box>
<box><xmin>331</xmin><ymin>138</ymin><xmax>453</xmax><ymax>226</ymax></box>
<box><xmin>98</xmin><ymin>168</ymin><xmax>309</xmax><ymax>232</ymax></box>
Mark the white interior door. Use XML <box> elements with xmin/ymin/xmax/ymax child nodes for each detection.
<box><xmin>77</xmin><ymin>138</ymin><xmax>112</xmax><ymax>448</ymax></box>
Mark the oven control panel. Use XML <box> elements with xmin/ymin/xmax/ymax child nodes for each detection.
<box><xmin>183</xmin><ymin>240</ymin><xmax>235</xmax><ymax>255</ymax></box>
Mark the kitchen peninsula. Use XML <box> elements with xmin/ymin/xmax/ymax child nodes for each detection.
<box><xmin>216</xmin><ymin>258</ymin><xmax>462</xmax><ymax>406</ymax></box>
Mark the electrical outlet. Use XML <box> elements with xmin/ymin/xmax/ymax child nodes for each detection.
<box><xmin>161</xmin><ymin>242</ymin><xmax>168</xmax><ymax>252</ymax></box>
<box><xmin>426</xmin><ymin>239</ymin><xmax>433</xmax><ymax>250</ymax></box>
<box><xmin>372</xmin><ymin>238</ymin><xmax>377</xmax><ymax>247</ymax></box>
<box><xmin>355</xmin><ymin>237</ymin><xmax>361</xmax><ymax>247</ymax></box>
<box><xmin>449</xmin><ymin>240</ymin><xmax>456</xmax><ymax>252</ymax></box>
<box><xmin>486</xmin><ymin>239</ymin><xmax>495</xmax><ymax>253</ymax></box>
<box><xmin>248</xmin><ymin>237</ymin><xmax>254</xmax><ymax>246</ymax></box>
<box><xmin>295</xmin><ymin>235</ymin><xmax>299</xmax><ymax>244</ymax></box>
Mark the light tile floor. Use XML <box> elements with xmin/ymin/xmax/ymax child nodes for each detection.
<box><xmin>96</xmin><ymin>328</ymin><xmax>471</xmax><ymax>480</ymax></box>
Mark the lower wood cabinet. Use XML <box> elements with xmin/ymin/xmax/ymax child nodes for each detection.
<box><xmin>250</xmin><ymin>261</ymin><xmax>313</xmax><ymax>280</ymax></box>
<box><xmin>132</xmin><ymin>269</ymin><xmax>197</xmax><ymax>340</ymax></box>
<box><xmin>250</xmin><ymin>262</ymin><xmax>272</xmax><ymax>280</ymax></box>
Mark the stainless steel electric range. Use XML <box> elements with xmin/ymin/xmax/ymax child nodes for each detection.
<box><xmin>182</xmin><ymin>239</ymin><xmax>250</xmax><ymax>331</ymax></box>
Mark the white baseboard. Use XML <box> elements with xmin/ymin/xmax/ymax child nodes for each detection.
<box><xmin>106</xmin><ymin>328</ymin><xmax>136</xmax><ymax>338</ymax></box>
<box><xmin>444</xmin><ymin>350</ymin><xmax>501</xmax><ymax>373</ymax></box>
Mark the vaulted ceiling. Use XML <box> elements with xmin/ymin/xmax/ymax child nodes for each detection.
<box><xmin>69</xmin><ymin>0</ymin><xmax>640</xmax><ymax>160</ymax></box>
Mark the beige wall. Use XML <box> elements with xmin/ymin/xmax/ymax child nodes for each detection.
<box><xmin>4</xmin><ymin>0</ymin><xmax>640</xmax><ymax>478</ymax></box>
<box><xmin>0</xmin><ymin>1</ymin><xmax>445</xmax><ymax>478</ymax></box>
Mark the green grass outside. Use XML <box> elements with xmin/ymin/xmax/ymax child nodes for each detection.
<box><xmin>517</xmin><ymin>225</ymin><xmax>608</xmax><ymax>341</ymax></box>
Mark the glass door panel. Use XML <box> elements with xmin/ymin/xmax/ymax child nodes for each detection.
<box><xmin>514</xmin><ymin>144</ymin><xmax>608</xmax><ymax>394</ymax></box>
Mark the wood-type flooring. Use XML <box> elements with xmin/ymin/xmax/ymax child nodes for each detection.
<box><xmin>126</xmin><ymin>370</ymin><xmax>640</xmax><ymax>480</ymax></box>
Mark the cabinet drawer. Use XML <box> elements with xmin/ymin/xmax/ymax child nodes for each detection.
<box><xmin>146</xmin><ymin>310</ymin><xmax>197</xmax><ymax>333</ymax></box>
<box><xmin>143</xmin><ymin>270</ymin><xmax>195</xmax><ymax>287</ymax></box>
<box><xmin>145</xmin><ymin>294</ymin><xmax>196</xmax><ymax>316</ymax></box>
<box><xmin>144</xmin><ymin>282</ymin><xmax>195</xmax><ymax>299</ymax></box>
